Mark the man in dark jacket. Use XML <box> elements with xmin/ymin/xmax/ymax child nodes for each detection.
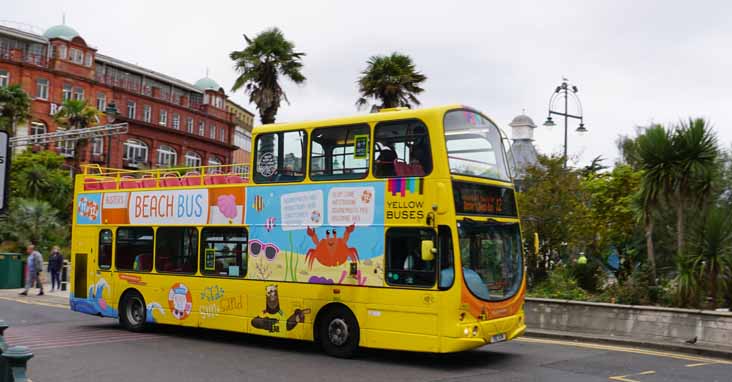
<box><xmin>48</xmin><ymin>246</ymin><xmax>63</xmax><ymax>292</ymax></box>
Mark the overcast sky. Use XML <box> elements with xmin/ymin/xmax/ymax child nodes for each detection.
<box><xmin>6</xmin><ymin>0</ymin><xmax>732</xmax><ymax>166</ymax></box>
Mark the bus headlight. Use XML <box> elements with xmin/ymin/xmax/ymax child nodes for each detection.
<box><xmin>463</xmin><ymin>328</ymin><xmax>470</xmax><ymax>336</ymax></box>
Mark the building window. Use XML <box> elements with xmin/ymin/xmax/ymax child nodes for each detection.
<box><xmin>123</xmin><ymin>139</ymin><xmax>148</xmax><ymax>164</ymax></box>
<box><xmin>70</xmin><ymin>48</ymin><xmax>84</xmax><ymax>65</ymax></box>
<box><xmin>155</xmin><ymin>227</ymin><xmax>198</xmax><ymax>274</ymax></box>
<box><xmin>200</xmin><ymin>227</ymin><xmax>247</xmax><ymax>277</ymax></box>
<box><xmin>198</xmin><ymin>121</ymin><xmax>205</xmax><ymax>136</ymax></box>
<box><xmin>29</xmin><ymin>121</ymin><xmax>46</xmax><ymax>144</ymax></box>
<box><xmin>35</xmin><ymin>79</ymin><xmax>49</xmax><ymax>100</ymax></box>
<box><xmin>172</xmin><ymin>113</ymin><xmax>180</xmax><ymax>130</ymax></box>
<box><xmin>159</xmin><ymin>109</ymin><xmax>167</xmax><ymax>126</ymax></box>
<box><xmin>0</xmin><ymin>71</ymin><xmax>8</xmax><ymax>87</ymax></box>
<box><xmin>73</xmin><ymin>87</ymin><xmax>84</xmax><ymax>101</ymax></box>
<box><xmin>254</xmin><ymin>130</ymin><xmax>306</xmax><ymax>183</ymax></box>
<box><xmin>209</xmin><ymin>125</ymin><xmax>216</xmax><ymax>139</ymax></box>
<box><xmin>84</xmin><ymin>52</ymin><xmax>93</xmax><ymax>67</ymax></box>
<box><xmin>99</xmin><ymin>230</ymin><xmax>113</xmax><ymax>270</ymax></box>
<box><xmin>220</xmin><ymin>127</ymin><xmax>226</xmax><ymax>142</ymax></box>
<box><xmin>56</xmin><ymin>140</ymin><xmax>75</xmax><ymax>157</ymax></box>
<box><xmin>386</xmin><ymin>228</ymin><xmax>436</xmax><ymax>287</ymax></box>
<box><xmin>115</xmin><ymin>227</ymin><xmax>154</xmax><ymax>272</ymax></box>
<box><xmin>185</xmin><ymin>151</ymin><xmax>202</xmax><ymax>167</ymax></box>
<box><xmin>234</xmin><ymin>128</ymin><xmax>251</xmax><ymax>151</ymax></box>
<box><xmin>186</xmin><ymin>117</ymin><xmax>193</xmax><ymax>134</ymax></box>
<box><xmin>62</xmin><ymin>84</ymin><xmax>72</xmax><ymax>101</ymax></box>
<box><xmin>157</xmin><ymin>145</ymin><xmax>178</xmax><ymax>167</ymax></box>
<box><xmin>143</xmin><ymin>105</ymin><xmax>151</xmax><ymax>123</ymax></box>
<box><xmin>127</xmin><ymin>101</ymin><xmax>136</xmax><ymax>119</ymax></box>
<box><xmin>96</xmin><ymin>93</ymin><xmax>106</xmax><ymax>111</ymax></box>
<box><xmin>57</xmin><ymin>44</ymin><xmax>67</xmax><ymax>60</ymax></box>
<box><xmin>208</xmin><ymin>157</ymin><xmax>222</xmax><ymax>167</ymax></box>
<box><xmin>92</xmin><ymin>137</ymin><xmax>104</xmax><ymax>155</ymax></box>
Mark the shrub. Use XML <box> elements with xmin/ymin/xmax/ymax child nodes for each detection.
<box><xmin>528</xmin><ymin>266</ymin><xmax>589</xmax><ymax>300</ymax></box>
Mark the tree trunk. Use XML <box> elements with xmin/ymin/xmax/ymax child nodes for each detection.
<box><xmin>709</xmin><ymin>263</ymin><xmax>718</xmax><ymax>309</ymax></box>
<box><xmin>675</xmin><ymin>189</ymin><xmax>685</xmax><ymax>259</ymax></box>
<box><xmin>644</xmin><ymin>216</ymin><xmax>657</xmax><ymax>285</ymax></box>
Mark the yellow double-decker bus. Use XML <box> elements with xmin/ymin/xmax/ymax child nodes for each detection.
<box><xmin>70</xmin><ymin>105</ymin><xmax>525</xmax><ymax>357</ymax></box>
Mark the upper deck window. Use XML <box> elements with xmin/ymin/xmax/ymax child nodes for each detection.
<box><xmin>444</xmin><ymin>110</ymin><xmax>509</xmax><ymax>181</ymax></box>
<box><xmin>373</xmin><ymin>119</ymin><xmax>432</xmax><ymax>178</ymax></box>
<box><xmin>310</xmin><ymin>124</ymin><xmax>369</xmax><ymax>180</ymax></box>
<box><xmin>254</xmin><ymin>130</ymin><xmax>306</xmax><ymax>183</ymax></box>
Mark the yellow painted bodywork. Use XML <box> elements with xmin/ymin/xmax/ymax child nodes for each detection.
<box><xmin>70</xmin><ymin>104</ymin><xmax>526</xmax><ymax>353</ymax></box>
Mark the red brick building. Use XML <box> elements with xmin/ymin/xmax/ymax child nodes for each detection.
<box><xmin>0</xmin><ymin>23</ymin><xmax>239</xmax><ymax>169</ymax></box>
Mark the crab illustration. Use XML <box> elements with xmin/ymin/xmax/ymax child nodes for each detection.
<box><xmin>305</xmin><ymin>224</ymin><xmax>359</xmax><ymax>270</ymax></box>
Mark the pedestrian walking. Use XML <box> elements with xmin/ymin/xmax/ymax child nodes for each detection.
<box><xmin>48</xmin><ymin>246</ymin><xmax>63</xmax><ymax>292</ymax></box>
<box><xmin>20</xmin><ymin>244</ymin><xmax>44</xmax><ymax>296</ymax></box>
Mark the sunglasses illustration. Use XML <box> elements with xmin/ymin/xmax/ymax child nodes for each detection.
<box><xmin>249</xmin><ymin>239</ymin><xmax>280</xmax><ymax>262</ymax></box>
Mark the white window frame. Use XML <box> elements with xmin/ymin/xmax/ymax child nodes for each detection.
<box><xmin>210</xmin><ymin>125</ymin><xmax>216</xmax><ymax>139</ymax></box>
<box><xmin>73</xmin><ymin>87</ymin><xmax>84</xmax><ymax>101</ymax></box>
<box><xmin>157</xmin><ymin>145</ymin><xmax>178</xmax><ymax>167</ymax></box>
<box><xmin>56</xmin><ymin>139</ymin><xmax>75</xmax><ymax>157</ymax></box>
<box><xmin>186</xmin><ymin>117</ymin><xmax>193</xmax><ymax>134</ymax></box>
<box><xmin>208</xmin><ymin>157</ymin><xmax>222</xmax><ymax>167</ymax></box>
<box><xmin>96</xmin><ymin>93</ymin><xmax>106</xmax><ymax>111</ymax></box>
<box><xmin>184</xmin><ymin>151</ymin><xmax>202</xmax><ymax>167</ymax></box>
<box><xmin>62</xmin><ymin>84</ymin><xmax>72</xmax><ymax>101</ymax></box>
<box><xmin>35</xmin><ymin>78</ymin><xmax>49</xmax><ymax>100</ymax></box>
<box><xmin>57</xmin><ymin>45</ymin><xmax>67</xmax><ymax>60</ymax></box>
<box><xmin>172</xmin><ymin>113</ymin><xmax>180</xmax><ymax>130</ymax></box>
<box><xmin>143</xmin><ymin>105</ymin><xmax>152</xmax><ymax>123</ymax></box>
<box><xmin>220</xmin><ymin>127</ymin><xmax>226</xmax><ymax>142</ymax></box>
<box><xmin>0</xmin><ymin>71</ymin><xmax>8</xmax><ymax>87</ymax></box>
<box><xmin>92</xmin><ymin>137</ymin><xmax>104</xmax><ymax>155</ymax></box>
<box><xmin>198</xmin><ymin>121</ymin><xmax>205</xmax><ymax>136</ymax></box>
<box><xmin>127</xmin><ymin>101</ymin><xmax>136</xmax><ymax>119</ymax></box>
<box><xmin>123</xmin><ymin>139</ymin><xmax>149</xmax><ymax>163</ymax></box>
<box><xmin>70</xmin><ymin>48</ymin><xmax>84</xmax><ymax>65</ymax></box>
<box><xmin>159</xmin><ymin>109</ymin><xmax>168</xmax><ymax>126</ymax></box>
<box><xmin>84</xmin><ymin>52</ymin><xmax>93</xmax><ymax>67</ymax></box>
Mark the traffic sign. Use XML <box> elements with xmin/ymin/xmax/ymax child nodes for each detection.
<box><xmin>0</xmin><ymin>130</ymin><xmax>9</xmax><ymax>213</ymax></box>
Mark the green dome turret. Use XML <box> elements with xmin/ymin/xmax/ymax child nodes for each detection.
<box><xmin>194</xmin><ymin>77</ymin><xmax>222</xmax><ymax>92</ymax></box>
<box><xmin>43</xmin><ymin>24</ymin><xmax>80</xmax><ymax>41</ymax></box>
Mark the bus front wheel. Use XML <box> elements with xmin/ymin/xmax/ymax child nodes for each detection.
<box><xmin>120</xmin><ymin>290</ymin><xmax>147</xmax><ymax>332</ymax></box>
<box><xmin>318</xmin><ymin>306</ymin><xmax>359</xmax><ymax>358</ymax></box>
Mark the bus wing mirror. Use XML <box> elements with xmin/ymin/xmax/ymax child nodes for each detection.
<box><xmin>421</xmin><ymin>240</ymin><xmax>436</xmax><ymax>262</ymax></box>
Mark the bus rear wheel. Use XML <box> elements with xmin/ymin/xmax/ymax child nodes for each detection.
<box><xmin>318</xmin><ymin>307</ymin><xmax>359</xmax><ymax>358</ymax></box>
<box><xmin>120</xmin><ymin>290</ymin><xmax>147</xmax><ymax>332</ymax></box>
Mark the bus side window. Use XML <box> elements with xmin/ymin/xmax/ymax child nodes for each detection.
<box><xmin>373</xmin><ymin>119</ymin><xmax>432</xmax><ymax>178</ymax></box>
<box><xmin>253</xmin><ymin>130</ymin><xmax>306</xmax><ymax>183</ymax></box>
<box><xmin>200</xmin><ymin>227</ymin><xmax>247</xmax><ymax>277</ymax></box>
<box><xmin>310</xmin><ymin>124</ymin><xmax>370</xmax><ymax>180</ymax></box>
<box><xmin>155</xmin><ymin>227</ymin><xmax>198</xmax><ymax>274</ymax></box>
<box><xmin>115</xmin><ymin>227</ymin><xmax>154</xmax><ymax>272</ymax></box>
<box><xmin>385</xmin><ymin>228</ymin><xmax>436</xmax><ymax>287</ymax></box>
<box><xmin>438</xmin><ymin>226</ymin><xmax>454</xmax><ymax>290</ymax></box>
<box><xmin>99</xmin><ymin>229</ymin><xmax>113</xmax><ymax>270</ymax></box>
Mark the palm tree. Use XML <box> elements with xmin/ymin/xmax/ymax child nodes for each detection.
<box><xmin>230</xmin><ymin>27</ymin><xmax>306</xmax><ymax>125</ymax></box>
<box><xmin>671</xmin><ymin>118</ymin><xmax>718</xmax><ymax>259</ymax></box>
<box><xmin>356</xmin><ymin>52</ymin><xmax>427</xmax><ymax>110</ymax></box>
<box><xmin>687</xmin><ymin>203</ymin><xmax>732</xmax><ymax>308</ymax></box>
<box><xmin>635</xmin><ymin>125</ymin><xmax>676</xmax><ymax>283</ymax></box>
<box><xmin>0</xmin><ymin>84</ymin><xmax>32</xmax><ymax>136</ymax></box>
<box><xmin>53</xmin><ymin>99</ymin><xmax>102</xmax><ymax>177</ymax></box>
<box><xmin>0</xmin><ymin>198</ymin><xmax>61</xmax><ymax>249</ymax></box>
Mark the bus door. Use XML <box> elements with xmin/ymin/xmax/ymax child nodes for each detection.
<box><xmin>94</xmin><ymin>228</ymin><xmax>116</xmax><ymax>315</ymax></box>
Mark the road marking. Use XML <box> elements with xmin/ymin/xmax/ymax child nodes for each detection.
<box><xmin>517</xmin><ymin>337</ymin><xmax>731</xmax><ymax>364</ymax></box>
<box><xmin>0</xmin><ymin>296</ymin><xmax>68</xmax><ymax>309</ymax></box>
<box><xmin>609</xmin><ymin>370</ymin><xmax>655</xmax><ymax>382</ymax></box>
<box><xmin>685</xmin><ymin>362</ymin><xmax>718</xmax><ymax>368</ymax></box>
<box><xmin>5</xmin><ymin>323</ymin><xmax>162</xmax><ymax>351</ymax></box>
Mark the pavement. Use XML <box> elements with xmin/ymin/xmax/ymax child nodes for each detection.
<box><xmin>1</xmin><ymin>290</ymin><xmax>732</xmax><ymax>381</ymax></box>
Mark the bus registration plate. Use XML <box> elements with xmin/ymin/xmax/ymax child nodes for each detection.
<box><xmin>491</xmin><ymin>333</ymin><xmax>507</xmax><ymax>343</ymax></box>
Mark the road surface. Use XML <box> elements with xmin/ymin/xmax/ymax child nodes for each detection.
<box><xmin>0</xmin><ymin>296</ymin><xmax>729</xmax><ymax>382</ymax></box>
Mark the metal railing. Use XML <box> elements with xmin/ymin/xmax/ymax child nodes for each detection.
<box><xmin>79</xmin><ymin>163</ymin><xmax>250</xmax><ymax>191</ymax></box>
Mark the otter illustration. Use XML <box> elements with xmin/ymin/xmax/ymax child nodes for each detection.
<box><xmin>264</xmin><ymin>285</ymin><xmax>281</xmax><ymax>315</ymax></box>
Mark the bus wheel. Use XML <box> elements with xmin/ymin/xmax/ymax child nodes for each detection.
<box><xmin>120</xmin><ymin>290</ymin><xmax>146</xmax><ymax>332</ymax></box>
<box><xmin>318</xmin><ymin>307</ymin><xmax>359</xmax><ymax>358</ymax></box>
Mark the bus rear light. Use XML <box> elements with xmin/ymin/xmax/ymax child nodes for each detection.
<box><xmin>333</xmin><ymin>289</ymin><xmax>341</xmax><ymax>294</ymax></box>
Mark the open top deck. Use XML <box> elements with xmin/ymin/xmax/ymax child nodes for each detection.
<box><xmin>79</xmin><ymin>163</ymin><xmax>249</xmax><ymax>191</ymax></box>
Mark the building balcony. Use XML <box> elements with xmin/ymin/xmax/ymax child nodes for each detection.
<box><xmin>0</xmin><ymin>47</ymin><xmax>48</xmax><ymax>67</ymax></box>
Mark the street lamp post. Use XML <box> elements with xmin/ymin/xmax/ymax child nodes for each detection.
<box><xmin>543</xmin><ymin>78</ymin><xmax>587</xmax><ymax>168</ymax></box>
<box><xmin>103</xmin><ymin>102</ymin><xmax>118</xmax><ymax>168</ymax></box>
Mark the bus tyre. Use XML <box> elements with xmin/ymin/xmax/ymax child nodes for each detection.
<box><xmin>120</xmin><ymin>290</ymin><xmax>147</xmax><ymax>332</ymax></box>
<box><xmin>318</xmin><ymin>307</ymin><xmax>359</xmax><ymax>358</ymax></box>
